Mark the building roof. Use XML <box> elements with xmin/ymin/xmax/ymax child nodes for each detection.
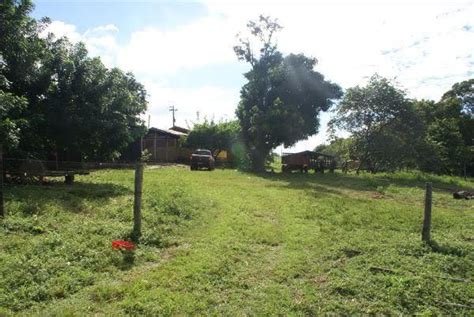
<box><xmin>169</xmin><ymin>125</ymin><xmax>190</xmax><ymax>134</ymax></box>
<box><xmin>147</xmin><ymin>127</ymin><xmax>187</xmax><ymax>138</ymax></box>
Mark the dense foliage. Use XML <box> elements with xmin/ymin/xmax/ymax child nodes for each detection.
<box><xmin>328</xmin><ymin>76</ymin><xmax>473</xmax><ymax>176</ymax></box>
<box><xmin>414</xmin><ymin>81</ymin><xmax>473</xmax><ymax>175</ymax></box>
<box><xmin>184</xmin><ymin>120</ymin><xmax>240</xmax><ymax>158</ymax></box>
<box><xmin>0</xmin><ymin>0</ymin><xmax>147</xmax><ymax>161</ymax></box>
<box><xmin>329</xmin><ymin>75</ymin><xmax>421</xmax><ymax>173</ymax></box>
<box><xmin>314</xmin><ymin>137</ymin><xmax>354</xmax><ymax>165</ymax></box>
<box><xmin>235</xmin><ymin>16</ymin><xmax>342</xmax><ymax>171</ymax></box>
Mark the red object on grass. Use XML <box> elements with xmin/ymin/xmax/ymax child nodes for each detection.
<box><xmin>112</xmin><ymin>240</ymin><xmax>136</xmax><ymax>250</ymax></box>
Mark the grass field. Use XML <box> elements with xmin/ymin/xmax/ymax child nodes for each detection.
<box><xmin>1</xmin><ymin>167</ymin><xmax>473</xmax><ymax>315</ymax></box>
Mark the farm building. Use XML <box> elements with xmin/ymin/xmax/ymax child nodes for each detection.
<box><xmin>169</xmin><ymin>125</ymin><xmax>190</xmax><ymax>134</ymax></box>
<box><xmin>141</xmin><ymin>127</ymin><xmax>190</xmax><ymax>162</ymax></box>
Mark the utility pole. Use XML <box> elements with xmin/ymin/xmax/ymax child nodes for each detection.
<box><xmin>169</xmin><ymin>105</ymin><xmax>177</xmax><ymax>127</ymax></box>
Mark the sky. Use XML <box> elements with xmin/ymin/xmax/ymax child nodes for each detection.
<box><xmin>33</xmin><ymin>0</ymin><xmax>474</xmax><ymax>152</ymax></box>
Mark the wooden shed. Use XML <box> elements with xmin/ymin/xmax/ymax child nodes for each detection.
<box><xmin>141</xmin><ymin>128</ymin><xmax>188</xmax><ymax>162</ymax></box>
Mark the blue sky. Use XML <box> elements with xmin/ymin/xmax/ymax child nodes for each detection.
<box><xmin>33</xmin><ymin>1</ymin><xmax>209</xmax><ymax>42</ymax></box>
<box><xmin>33</xmin><ymin>0</ymin><xmax>474</xmax><ymax>152</ymax></box>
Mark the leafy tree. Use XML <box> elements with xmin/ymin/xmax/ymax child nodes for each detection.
<box><xmin>414</xmin><ymin>79</ymin><xmax>473</xmax><ymax>175</ymax></box>
<box><xmin>0</xmin><ymin>0</ymin><xmax>48</xmax><ymax>153</ymax></box>
<box><xmin>41</xmin><ymin>39</ymin><xmax>147</xmax><ymax>160</ymax></box>
<box><xmin>234</xmin><ymin>16</ymin><xmax>342</xmax><ymax>171</ymax></box>
<box><xmin>0</xmin><ymin>0</ymin><xmax>50</xmax><ymax>98</ymax></box>
<box><xmin>441</xmin><ymin>78</ymin><xmax>474</xmax><ymax>116</ymax></box>
<box><xmin>330</xmin><ymin>75</ymin><xmax>421</xmax><ymax>173</ymax></box>
<box><xmin>425</xmin><ymin>118</ymin><xmax>467</xmax><ymax>174</ymax></box>
<box><xmin>0</xmin><ymin>0</ymin><xmax>148</xmax><ymax>161</ymax></box>
<box><xmin>314</xmin><ymin>137</ymin><xmax>353</xmax><ymax>164</ymax></box>
<box><xmin>0</xmin><ymin>91</ymin><xmax>28</xmax><ymax>149</ymax></box>
<box><xmin>185</xmin><ymin>120</ymin><xmax>241</xmax><ymax>159</ymax></box>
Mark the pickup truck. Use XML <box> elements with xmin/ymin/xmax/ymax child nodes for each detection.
<box><xmin>190</xmin><ymin>149</ymin><xmax>215</xmax><ymax>171</ymax></box>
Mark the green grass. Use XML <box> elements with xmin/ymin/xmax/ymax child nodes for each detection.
<box><xmin>1</xmin><ymin>168</ymin><xmax>473</xmax><ymax>315</ymax></box>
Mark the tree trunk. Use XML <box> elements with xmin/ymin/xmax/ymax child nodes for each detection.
<box><xmin>356</xmin><ymin>158</ymin><xmax>364</xmax><ymax>175</ymax></box>
<box><xmin>250</xmin><ymin>148</ymin><xmax>267</xmax><ymax>172</ymax></box>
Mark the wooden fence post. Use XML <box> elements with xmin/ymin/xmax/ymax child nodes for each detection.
<box><xmin>0</xmin><ymin>144</ymin><xmax>3</xmax><ymax>218</ymax></box>
<box><xmin>133</xmin><ymin>162</ymin><xmax>144</xmax><ymax>241</ymax></box>
<box><xmin>422</xmin><ymin>182</ymin><xmax>432</xmax><ymax>242</ymax></box>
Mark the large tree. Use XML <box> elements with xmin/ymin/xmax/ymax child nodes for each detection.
<box><xmin>0</xmin><ymin>0</ymin><xmax>148</xmax><ymax>161</ymax></box>
<box><xmin>329</xmin><ymin>75</ymin><xmax>422</xmax><ymax>173</ymax></box>
<box><xmin>414</xmin><ymin>79</ymin><xmax>473</xmax><ymax>175</ymax></box>
<box><xmin>234</xmin><ymin>16</ymin><xmax>342</xmax><ymax>171</ymax></box>
<box><xmin>41</xmin><ymin>39</ymin><xmax>147</xmax><ymax>160</ymax></box>
<box><xmin>0</xmin><ymin>0</ymin><xmax>48</xmax><ymax>152</ymax></box>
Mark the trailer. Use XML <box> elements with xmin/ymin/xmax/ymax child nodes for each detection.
<box><xmin>4</xmin><ymin>158</ymin><xmax>90</xmax><ymax>184</ymax></box>
<box><xmin>281</xmin><ymin>151</ymin><xmax>336</xmax><ymax>173</ymax></box>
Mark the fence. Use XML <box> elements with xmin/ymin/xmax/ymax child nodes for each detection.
<box><xmin>0</xmin><ymin>150</ymin><xmax>144</xmax><ymax>239</ymax></box>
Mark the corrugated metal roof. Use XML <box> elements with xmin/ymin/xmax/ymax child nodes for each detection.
<box><xmin>169</xmin><ymin>126</ymin><xmax>190</xmax><ymax>134</ymax></box>
<box><xmin>147</xmin><ymin>127</ymin><xmax>186</xmax><ymax>138</ymax></box>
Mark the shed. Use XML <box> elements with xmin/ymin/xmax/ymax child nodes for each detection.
<box><xmin>141</xmin><ymin>128</ymin><xmax>188</xmax><ymax>162</ymax></box>
<box><xmin>169</xmin><ymin>125</ymin><xmax>190</xmax><ymax>134</ymax></box>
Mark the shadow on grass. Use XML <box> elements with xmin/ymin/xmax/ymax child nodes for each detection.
<box><xmin>427</xmin><ymin>240</ymin><xmax>469</xmax><ymax>257</ymax></box>
<box><xmin>254</xmin><ymin>170</ymin><xmax>472</xmax><ymax>194</ymax></box>
<box><xmin>4</xmin><ymin>181</ymin><xmax>132</xmax><ymax>215</ymax></box>
<box><xmin>271</xmin><ymin>180</ymin><xmax>345</xmax><ymax>197</ymax></box>
<box><xmin>112</xmin><ymin>251</ymin><xmax>136</xmax><ymax>271</ymax></box>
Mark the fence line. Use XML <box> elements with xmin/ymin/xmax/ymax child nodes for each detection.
<box><xmin>3</xmin><ymin>158</ymin><xmax>142</xmax><ymax>176</ymax></box>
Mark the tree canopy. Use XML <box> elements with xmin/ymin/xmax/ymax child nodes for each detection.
<box><xmin>0</xmin><ymin>0</ymin><xmax>147</xmax><ymax>161</ymax></box>
<box><xmin>184</xmin><ymin>120</ymin><xmax>241</xmax><ymax>158</ymax></box>
<box><xmin>327</xmin><ymin>76</ymin><xmax>473</xmax><ymax>176</ymax></box>
<box><xmin>314</xmin><ymin>138</ymin><xmax>353</xmax><ymax>164</ymax></box>
<box><xmin>413</xmin><ymin>79</ymin><xmax>473</xmax><ymax>175</ymax></box>
<box><xmin>235</xmin><ymin>16</ymin><xmax>342</xmax><ymax>171</ymax></box>
<box><xmin>329</xmin><ymin>75</ymin><xmax>421</xmax><ymax>173</ymax></box>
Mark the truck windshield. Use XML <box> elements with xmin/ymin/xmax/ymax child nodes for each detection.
<box><xmin>195</xmin><ymin>150</ymin><xmax>212</xmax><ymax>156</ymax></box>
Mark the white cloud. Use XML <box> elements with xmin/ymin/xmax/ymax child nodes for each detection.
<box><xmin>42</xmin><ymin>21</ymin><xmax>119</xmax><ymax>67</ymax></box>
<box><xmin>40</xmin><ymin>20</ymin><xmax>82</xmax><ymax>42</ymax></box>
<box><xmin>142</xmin><ymin>80</ymin><xmax>239</xmax><ymax>129</ymax></box>
<box><xmin>83</xmin><ymin>24</ymin><xmax>119</xmax><ymax>36</ymax></box>
<box><xmin>117</xmin><ymin>17</ymin><xmax>237</xmax><ymax>76</ymax></box>
<box><xmin>203</xmin><ymin>0</ymin><xmax>474</xmax><ymax>99</ymax></box>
